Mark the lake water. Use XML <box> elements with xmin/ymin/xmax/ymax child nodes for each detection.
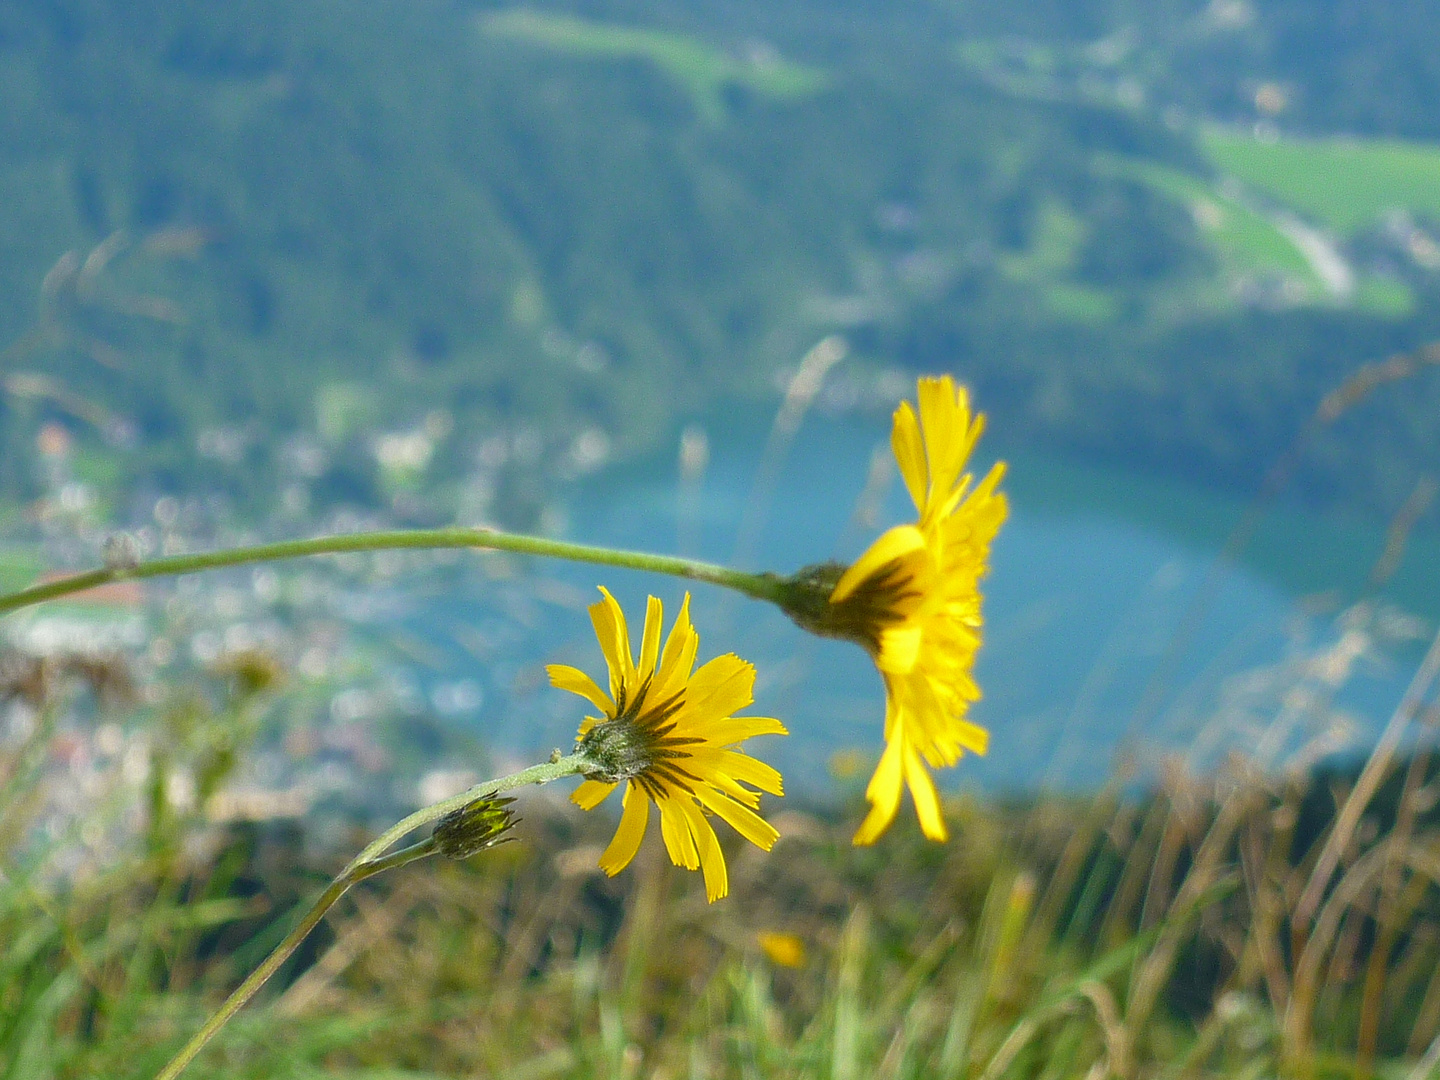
<box><xmin>386</xmin><ymin>409</ymin><xmax>1439</xmax><ymax>797</ymax></box>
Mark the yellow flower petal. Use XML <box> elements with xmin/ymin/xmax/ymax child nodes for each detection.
<box><xmin>589</xmin><ymin>586</ymin><xmax>636</xmax><ymax>695</ymax></box>
<box><xmin>654</xmin><ymin>592</ymin><xmax>698</xmax><ymax>699</ymax></box>
<box><xmin>695</xmin><ymin>785</ymin><xmax>780</xmax><ymax>851</ymax></box>
<box><xmin>598</xmin><ymin>782</ymin><xmax>649</xmax><ymax>876</ymax></box>
<box><xmin>757</xmin><ymin>932</ymin><xmax>806</xmax><ymax>968</ymax></box>
<box><xmin>683</xmin><ymin>654</ymin><xmax>755</xmax><ymax>728</ymax></box>
<box><xmin>700</xmin><ymin>716</ymin><xmax>789</xmax><ymax>745</ymax></box>
<box><xmin>853</xmin><ymin>792</ymin><xmax>898</xmax><ymax>846</ymax></box>
<box><xmin>714</xmin><ymin>750</ymin><xmax>785</xmax><ymax>796</ymax></box>
<box><xmin>875</xmin><ymin>624</ymin><xmax>923</xmax><ymax>675</ymax></box>
<box><xmin>957</xmin><ymin>720</ymin><xmax>989</xmax><ymax>756</ymax></box>
<box><xmin>709</xmin><ymin>771</ymin><xmax>763</xmax><ymax>808</ymax></box>
<box><xmin>943</xmin><ymin>461</ymin><xmax>1007</xmax><ymax>542</ymax></box>
<box><xmin>920</xmin><ymin>378</ymin><xmax>980</xmax><ymax>506</ymax></box>
<box><xmin>891</xmin><ymin>400</ymin><xmax>927</xmax><ymax>513</ymax></box>
<box><xmin>546</xmin><ymin>664</ymin><xmax>613</xmax><ymax>713</ymax></box>
<box><xmin>657</xmin><ymin>794</ymin><xmax>700</xmax><ymax>870</ymax></box>
<box><xmin>975</xmin><ymin>459</ymin><xmax>1007</xmax><ymax>499</ymax></box>
<box><xmin>854</xmin><ymin>726</ymin><xmax>904</xmax><ymax>846</ymax></box>
<box><xmin>831</xmin><ymin>524</ymin><xmax>926</xmax><ymax>604</ymax></box>
<box><xmin>572</xmin><ymin>778</ymin><xmax>616</xmax><ymax>810</ymax></box>
<box><xmin>904</xmin><ymin>742</ymin><xmax>947</xmax><ymax>841</ymax></box>
<box><xmin>638</xmin><ymin>595</ymin><xmax>663</xmax><ymax>680</ymax></box>
<box><xmin>676</xmin><ymin>796</ymin><xmax>729</xmax><ymax>902</ymax></box>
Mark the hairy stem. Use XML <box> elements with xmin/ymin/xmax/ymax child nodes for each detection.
<box><xmin>153</xmin><ymin>753</ymin><xmax>589</xmax><ymax>1080</ymax></box>
<box><xmin>346</xmin><ymin>753</ymin><xmax>588</xmax><ymax>872</ymax></box>
<box><xmin>0</xmin><ymin>527</ymin><xmax>786</xmax><ymax>617</ymax></box>
<box><xmin>152</xmin><ymin>840</ymin><xmax>434</xmax><ymax>1080</ymax></box>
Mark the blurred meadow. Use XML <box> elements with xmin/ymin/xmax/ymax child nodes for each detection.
<box><xmin>6</xmin><ymin>1</ymin><xmax>1440</xmax><ymax>1077</ymax></box>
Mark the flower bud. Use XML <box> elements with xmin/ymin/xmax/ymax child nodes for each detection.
<box><xmin>432</xmin><ymin>795</ymin><xmax>518</xmax><ymax>860</ymax></box>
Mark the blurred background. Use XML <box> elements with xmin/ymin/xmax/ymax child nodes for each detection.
<box><xmin>12</xmin><ymin>4</ymin><xmax>1440</xmax><ymax>1077</ymax></box>
<box><xmin>4</xmin><ymin>0</ymin><xmax>1440</xmax><ymax>818</ymax></box>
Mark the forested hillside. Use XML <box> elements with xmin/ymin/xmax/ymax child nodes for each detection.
<box><xmin>2</xmin><ymin>0</ymin><xmax>1439</xmax><ymax>522</ymax></box>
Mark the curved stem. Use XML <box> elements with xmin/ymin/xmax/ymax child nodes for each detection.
<box><xmin>153</xmin><ymin>753</ymin><xmax>590</xmax><ymax>1080</ymax></box>
<box><xmin>345</xmin><ymin>753</ymin><xmax>588</xmax><ymax>873</ymax></box>
<box><xmin>153</xmin><ymin>838</ymin><xmax>436</xmax><ymax>1080</ymax></box>
<box><xmin>0</xmin><ymin>527</ymin><xmax>786</xmax><ymax>618</ymax></box>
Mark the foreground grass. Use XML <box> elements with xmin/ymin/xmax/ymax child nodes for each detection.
<box><xmin>6</xmin><ymin>609</ymin><xmax>1440</xmax><ymax>1079</ymax></box>
<box><xmin>9</xmin><ymin>721</ymin><xmax>1440</xmax><ymax>1079</ymax></box>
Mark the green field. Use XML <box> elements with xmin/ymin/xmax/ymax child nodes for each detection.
<box><xmin>479</xmin><ymin>10</ymin><xmax>829</xmax><ymax>123</ymax></box>
<box><xmin>1202</xmin><ymin>128</ymin><xmax>1440</xmax><ymax>234</ymax></box>
<box><xmin>1099</xmin><ymin>153</ymin><xmax>1419</xmax><ymax>316</ymax></box>
<box><xmin>1096</xmin><ymin>155</ymin><xmax>1319</xmax><ymax>288</ymax></box>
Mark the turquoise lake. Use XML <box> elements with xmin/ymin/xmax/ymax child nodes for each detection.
<box><xmin>385</xmin><ymin>409</ymin><xmax>1440</xmax><ymax>796</ymax></box>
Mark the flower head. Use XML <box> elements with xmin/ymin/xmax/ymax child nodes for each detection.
<box><xmin>432</xmin><ymin>796</ymin><xmax>518</xmax><ymax>860</ymax></box>
<box><xmin>549</xmin><ymin>587</ymin><xmax>786</xmax><ymax>902</ymax></box>
<box><xmin>778</xmin><ymin>376</ymin><xmax>1006</xmax><ymax>844</ymax></box>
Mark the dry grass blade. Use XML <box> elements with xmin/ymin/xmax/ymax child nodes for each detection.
<box><xmin>1078</xmin><ymin>980</ymin><xmax>1131</xmax><ymax>1080</ymax></box>
<box><xmin>1287</xmin><ymin>839</ymin><xmax>1440</xmax><ymax>1067</ymax></box>
<box><xmin>1294</xmin><ymin>625</ymin><xmax>1440</xmax><ymax>948</ymax></box>
<box><xmin>1125</xmin><ymin>781</ymin><xmax>1253</xmax><ymax>1037</ymax></box>
<box><xmin>1129</xmin><ymin>339</ymin><xmax>1440</xmax><ymax>738</ymax></box>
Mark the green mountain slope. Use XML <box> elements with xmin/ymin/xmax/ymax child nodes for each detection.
<box><xmin>0</xmin><ymin>0</ymin><xmax>1437</xmax><ymax>525</ymax></box>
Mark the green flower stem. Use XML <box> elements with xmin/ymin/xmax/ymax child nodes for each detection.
<box><xmin>346</xmin><ymin>752</ymin><xmax>589</xmax><ymax>873</ymax></box>
<box><xmin>0</xmin><ymin>527</ymin><xmax>786</xmax><ymax>617</ymax></box>
<box><xmin>153</xmin><ymin>752</ymin><xmax>590</xmax><ymax>1080</ymax></box>
<box><xmin>151</xmin><ymin>840</ymin><xmax>434</xmax><ymax>1080</ymax></box>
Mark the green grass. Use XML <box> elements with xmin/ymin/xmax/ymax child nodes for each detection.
<box><xmin>1202</xmin><ymin>128</ymin><xmax>1440</xmax><ymax>234</ymax></box>
<box><xmin>994</xmin><ymin>199</ymin><xmax>1123</xmax><ymax>324</ymax></box>
<box><xmin>1042</xmin><ymin>283</ymin><xmax>1120</xmax><ymax>324</ymax></box>
<box><xmin>1353</xmin><ymin>274</ymin><xmax>1417</xmax><ymax>317</ymax></box>
<box><xmin>1099</xmin><ymin>154</ymin><xmax>1423</xmax><ymax>317</ymax></box>
<box><xmin>10</xmin><ymin>585</ymin><xmax>1440</xmax><ymax>1078</ymax></box>
<box><xmin>1097</xmin><ymin>155</ymin><xmax>1323</xmax><ymax>301</ymax></box>
<box><xmin>15</xmin><ymin>754</ymin><xmax>1440</xmax><ymax>1079</ymax></box>
<box><xmin>1105</xmin><ymin>152</ymin><xmax>1420</xmax><ymax>317</ymax></box>
<box><xmin>479</xmin><ymin>10</ymin><xmax>829</xmax><ymax>123</ymax></box>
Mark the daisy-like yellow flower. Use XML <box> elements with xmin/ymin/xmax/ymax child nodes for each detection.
<box><xmin>548</xmin><ymin>587</ymin><xmax>787</xmax><ymax>902</ymax></box>
<box><xmin>779</xmin><ymin>376</ymin><xmax>1006</xmax><ymax>845</ymax></box>
<box><xmin>839</xmin><ymin>376</ymin><xmax>1006</xmax><ymax>843</ymax></box>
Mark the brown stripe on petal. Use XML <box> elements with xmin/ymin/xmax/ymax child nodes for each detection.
<box><xmin>821</xmin><ymin>557</ymin><xmax>922</xmax><ymax>655</ymax></box>
<box><xmin>579</xmin><ymin>671</ymin><xmax>716</xmax><ymax>789</ymax></box>
<box><xmin>773</xmin><ymin>558</ymin><xmax>924</xmax><ymax>656</ymax></box>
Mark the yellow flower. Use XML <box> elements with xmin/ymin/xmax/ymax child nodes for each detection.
<box><xmin>829</xmin><ymin>376</ymin><xmax>1007</xmax><ymax>844</ymax></box>
<box><xmin>548</xmin><ymin>587</ymin><xmax>787</xmax><ymax>902</ymax></box>
<box><xmin>757</xmin><ymin>931</ymin><xmax>807</xmax><ymax>968</ymax></box>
